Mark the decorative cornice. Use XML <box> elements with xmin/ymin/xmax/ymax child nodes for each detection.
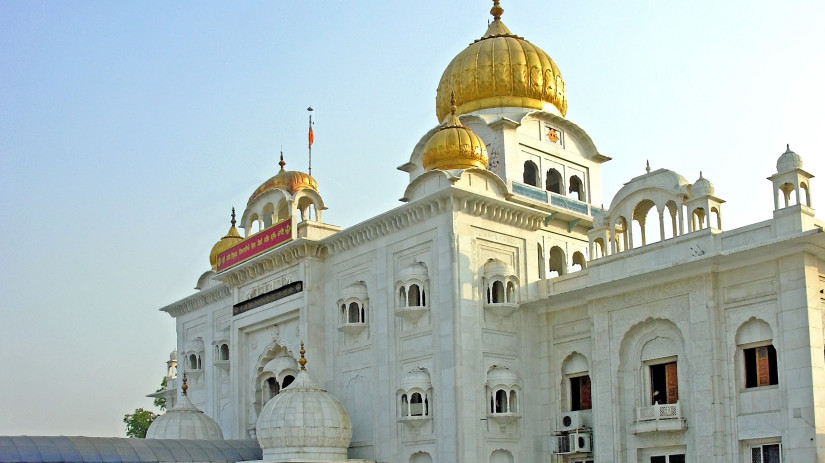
<box><xmin>160</xmin><ymin>284</ymin><xmax>231</xmax><ymax>318</ymax></box>
<box><xmin>325</xmin><ymin>188</ymin><xmax>546</xmax><ymax>255</ymax></box>
<box><xmin>217</xmin><ymin>240</ymin><xmax>326</xmax><ymax>287</ymax></box>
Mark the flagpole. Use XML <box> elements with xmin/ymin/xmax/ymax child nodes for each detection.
<box><xmin>307</xmin><ymin>106</ymin><xmax>314</xmax><ymax>177</ymax></box>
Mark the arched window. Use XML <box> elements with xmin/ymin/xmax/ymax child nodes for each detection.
<box><xmin>548</xmin><ymin>246</ymin><xmax>565</xmax><ymax>277</ymax></box>
<box><xmin>267</xmin><ymin>377</ymin><xmax>279</xmax><ymax>397</ymax></box>
<box><xmin>523</xmin><ymin>161</ymin><xmax>539</xmax><ymax>187</ymax></box>
<box><xmin>569</xmin><ymin>175</ymin><xmax>584</xmax><ymax>200</ymax></box>
<box><xmin>490</xmin><ymin>281</ymin><xmax>505</xmax><ymax>303</ymax></box>
<box><xmin>219</xmin><ymin>344</ymin><xmax>229</xmax><ymax>361</ymax></box>
<box><xmin>410</xmin><ymin>392</ymin><xmax>424</xmax><ymax>416</ymax></box>
<box><xmin>537</xmin><ymin>244</ymin><xmax>546</xmax><ymax>279</ymax></box>
<box><xmin>571</xmin><ymin>251</ymin><xmax>587</xmax><ymax>271</ymax></box>
<box><xmin>546</xmin><ymin>168</ymin><xmax>562</xmax><ymax>194</ymax></box>
<box><xmin>494</xmin><ymin>389</ymin><xmax>507</xmax><ymax>413</ymax></box>
<box><xmin>282</xmin><ymin>374</ymin><xmax>295</xmax><ymax>389</ymax></box>
<box><xmin>401</xmin><ymin>394</ymin><xmax>409</xmax><ymax>416</ymax></box>
<box><xmin>398</xmin><ymin>287</ymin><xmax>407</xmax><ymax>307</ymax></box>
<box><xmin>737</xmin><ymin>318</ymin><xmax>778</xmax><ymax>388</ymax></box>
<box><xmin>505</xmin><ymin>281</ymin><xmax>516</xmax><ymax>303</ymax></box>
<box><xmin>348</xmin><ymin>302</ymin><xmax>361</xmax><ymax>323</ymax></box>
<box><xmin>189</xmin><ymin>354</ymin><xmax>198</xmax><ymax>370</ymax></box>
<box><xmin>408</xmin><ymin>284</ymin><xmax>421</xmax><ymax>306</ymax></box>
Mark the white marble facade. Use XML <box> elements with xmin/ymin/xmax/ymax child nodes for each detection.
<box><xmin>157</xmin><ymin>6</ymin><xmax>825</xmax><ymax>463</ymax></box>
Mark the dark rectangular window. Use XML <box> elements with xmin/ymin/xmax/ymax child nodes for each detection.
<box><xmin>650</xmin><ymin>361</ymin><xmax>678</xmax><ymax>404</ymax></box>
<box><xmin>651</xmin><ymin>455</ymin><xmax>684</xmax><ymax>463</ymax></box>
<box><xmin>570</xmin><ymin>375</ymin><xmax>592</xmax><ymax>411</ymax></box>
<box><xmin>744</xmin><ymin>345</ymin><xmax>778</xmax><ymax>388</ymax></box>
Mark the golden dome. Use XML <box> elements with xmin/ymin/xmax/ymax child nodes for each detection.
<box><xmin>422</xmin><ymin>94</ymin><xmax>488</xmax><ymax>171</ymax></box>
<box><xmin>209</xmin><ymin>208</ymin><xmax>244</xmax><ymax>270</ymax></box>
<box><xmin>435</xmin><ymin>0</ymin><xmax>567</xmax><ymax>122</ymax></box>
<box><xmin>248</xmin><ymin>154</ymin><xmax>318</xmax><ymax>204</ymax></box>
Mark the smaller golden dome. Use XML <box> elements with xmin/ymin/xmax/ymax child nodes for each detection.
<box><xmin>248</xmin><ymin>154</ymin><xmax>318</xmax><ymax>204</ymax></box>
<box><xmin>422</xmin><ymin>94</ymin><xmax>489</xmax><ymax>171</ymax></box>
<box><xmin>209</xmin><ymin>208</ymin><xmax>244</xmax><ymax>270</ymax></box>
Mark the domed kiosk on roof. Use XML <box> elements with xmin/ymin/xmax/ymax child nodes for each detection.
<box><xmin>146</xmin><ymin>374</ymin><xmax>224</xmax><ymax>440</ymax></box>
<box><xmin>422</xmin><ymin>94</ymin><xmax>488</xmax><ymax>171</ymax></box>
<box><xmin>209</xmin><ymin>208</ymin><xmax>245</xmax><ymax>271</ymax></box>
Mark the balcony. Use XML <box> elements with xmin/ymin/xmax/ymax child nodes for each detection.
<box><xmin>632</xmin><ymin>402</ymin><xmax>687</xmax><ymax>434</ymax></box>
<box><xmin>511</xmin><ymin>181</ymin><xmax>601</xmax><ymax>218</ymax></box>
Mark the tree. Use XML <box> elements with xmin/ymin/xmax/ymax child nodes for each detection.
<box><xmin>153</xmin><ymin>376</ymin><xmax>167</xmax><ymax>411</ymax></box>
<box><xmin>123</xmin><ymin>408</ymin><xmax>158</xmax><ymax>438</ymax></box>
<box><xmin>124</xmin><ymin>377</ymin><xmax>167</xmax><ymax>438</ymax></box>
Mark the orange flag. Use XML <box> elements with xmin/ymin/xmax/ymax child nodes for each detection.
<box><xmin>308</xmin><ymin>123</ymin><xmax>314</xmax><ymax>147</ymax></box>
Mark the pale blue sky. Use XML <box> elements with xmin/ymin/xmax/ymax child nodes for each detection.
<box><xmin>1</xmin><ymin>1</ymin><xmax>823</xmax><ymax>436</ymax></box>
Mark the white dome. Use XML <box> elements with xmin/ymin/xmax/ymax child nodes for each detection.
<box><xmin>692</xmin><ymin>172</ymin><xmax>715</xmax><ymax>197</ymax></box>
<box><xmin>487</xmin><ymin>365</ymin><xmax>518</xmax><ymax>388</ymax></box>
<box><xmin>483</xmin><ymin>259</ymin><xmax>513</xmax><ymax>278</ymax></box>
<box><xmin>399</xmin><ymin>261</ymin><xmax>429</xmax><ymax>282</ymax></box>
<box><xmin>145</xmin><ymin>393</ymin><xmax>224</xmax><ymax>440</ymax></box>
<box><xmin>777</xmin><ymin>144</ymin><xmax>803</xmax><ymax>173</ymax></box>
<box><xmin>400</xmin><ymin>368</ymin><xmax>432</xmax><ymax>391</ymax></box>
<box><xmin>340</xmin><ymin>281</ymin><xmax>368</xmax><ymax>300</ymax></box>
<box><xmin>256</xmin><ymin>369</ymin><xmax>352</xmax><ymax>461</ymax></box>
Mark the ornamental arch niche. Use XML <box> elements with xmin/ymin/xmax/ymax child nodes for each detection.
<box><xmin>735</xmin><ymin>317</ymin><xmax>778</xmax><ymax>389</ymax></box>
<box><xmin>252</xmin><ymin>343</ymin><xmax>298</xmax><ymax>416</ymax></box>
<box><xmin>617</xmin><ymin>318</ymin><xmax>688</xmax><ymax>431</ymax></box>
<box><xmin>561</xmin><ymin>352</ymin><xmax>591</xmax><ymax>412</ymax></box>
<box><xmin>490</xmin><ymin>449</ymin><xmax>514</xmax><ymax>463</ymax></box>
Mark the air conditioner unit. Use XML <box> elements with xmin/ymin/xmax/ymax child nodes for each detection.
<box><xmin>568</xmin><ymin>431</ymin><xmax>592</xmax><ymax>453</ymax></box>
<box><xmin>559</xmin><ymin>410</ymin><xmax>592</xmax><ymax>431</ymax></box>
<box><xmin>552</xmin><ymin>435</ymin><xmax>571</xmax><ymax>454</ymax></box>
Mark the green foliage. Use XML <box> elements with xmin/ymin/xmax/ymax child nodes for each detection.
<box><xmin>124</xmin><ymin>376</ymin><xmax>168</xmax><ymax>438</ymax></box>
<box><xmin>153</xmin><ymin>376</ymin><xmax>167</xmax><ymax>411</ymax></box>
<box><xmin>123</xmin><ymin>408</ymin><xmax>158</xmax><ymax>438</ymax></box>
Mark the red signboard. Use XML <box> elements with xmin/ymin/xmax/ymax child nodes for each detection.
<box><xmin>217</xmin><ymin>218</ymin><xmax>292</xmax><ymax>271</ymax></box>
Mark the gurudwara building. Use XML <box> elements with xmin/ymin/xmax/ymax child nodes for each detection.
<box><xmin>7</xmin><ymin>2</ymin><xmax>820</xmax><ymax>463</ymax></box>
<box><xmin>155</xmin><ymin>2</ymin><xmax>825</xmax><ymax>463</ymax></box>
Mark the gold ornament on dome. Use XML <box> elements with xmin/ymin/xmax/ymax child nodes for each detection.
<box><xmin>435</xmin><ymin>0</ymin><xmax>567</xmax><ymax>122</ymax></box>
<box><xmin>248</xmin><ymin>154</ymin><xmax>318</xmax><ymax>204</ymax></box>
<box><xmin>209</xmin><ymin>207</ymin><xmax>245</xmax><ymax>270</ymax></box>
<box><xmin>422</xmin><ymin>93</ymin><xmax>488</xmax><ymax>171</ymax></box>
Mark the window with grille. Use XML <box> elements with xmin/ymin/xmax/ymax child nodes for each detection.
<box><xmin>650</xmin><ymin>454</ymin><xmax>684</xmax><ymax>463</ymax></box>
<box><xmin>751</xmin><ymin>443</ymin><xmax>781</xmax><ymax>463</ymax></box>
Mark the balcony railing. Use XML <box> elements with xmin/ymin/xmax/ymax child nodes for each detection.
<box><xmin>637</xmin><ymin>402</ymin><xmax>681</xmax><ymax>421</ymax></box>
<box><xmin>511</xmin><ymin>181</ymin><xmax>600</xmax><ymax>217</ymax></box>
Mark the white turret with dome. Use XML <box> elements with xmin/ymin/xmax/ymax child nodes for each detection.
<box><xmin>145</xmin><ymin>374</ymin><xmax>224</xmax><ymax>440</ymax></box>
<box><xmin>254</xmin><ymin>343</ymin><xmax>366</xmax><ymax>463</ymax></box>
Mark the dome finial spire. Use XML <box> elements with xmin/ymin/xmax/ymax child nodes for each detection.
<box><xmin>230</xmin><ymin>207</ymin><xmax>236</xmax><ymax>227</ymax></box>
<box><xmin>490</xmin><ymin>0</ymin><xmax>503</xmax><ymax>21</ymax></box>
<box><xmin>181</xmin><ymin>372</ymin><xmax>189</xmax><ymax>396</ymax></box>
<box><xmin>299</xmin><ymin>341</ymin><xmax>307</xmax><ymax>371</ymax></box>
<box><xmin>279</xmin><ymin>147</ymin><xmax>286</xmax><ymax>170</ymax></box>
<box><xmin>450</xmin><ymin>91</ymin><xmax>457</xmax><ymax>115</ymax></box>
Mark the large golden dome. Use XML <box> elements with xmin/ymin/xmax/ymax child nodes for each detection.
<box><xmin>248</xmin><ymin>154</ymin><xmax>318</xmax><ymax>204</ymax></box>
<box><xmin>209</xmin><ymin>208</ymin><xmax>244</xmax><ymax>270</ymax></box>
<box><xmin>435</xmin><ymin>1</ymin><xmax>567</xmax><ymax>122</ymax></box>
<box><xmin>422</xmin><ymin>94</ymin><xmax>488</xmax><ymax>171</ymax></box>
